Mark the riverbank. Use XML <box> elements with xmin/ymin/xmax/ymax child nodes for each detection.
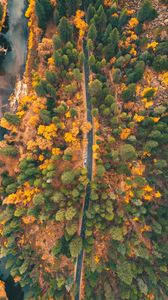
<box><xmin>0</xmin><ymin>0</ymin><xmax>8</xmax><ymax>32</ymax></box>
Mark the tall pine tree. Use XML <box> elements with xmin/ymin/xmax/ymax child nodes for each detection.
<box><xmin>58</xmin><ymin>17</ymin><xmax>73</xmax><ymax>43</ymax></box>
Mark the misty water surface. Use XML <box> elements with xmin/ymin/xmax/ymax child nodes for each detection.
<box><xmin>0</xmin><ymin>0</ymin><xmax>28</xmax><ymax>116</ymax></box>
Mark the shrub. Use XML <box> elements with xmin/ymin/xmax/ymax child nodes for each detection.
<box><xmin>142</xmin><ymin>87</ymin><xmax>156</xmax><ymax>99</ymax></box>
<box><xmin>137</xmin><ymin>0</ymin><xmax>157</xmax><ymax>23</ymax></box>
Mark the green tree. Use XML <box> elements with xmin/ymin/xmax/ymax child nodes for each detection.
<box><xmin>0</xmin><ymin>3</ymin><xmax>3</xmax><ymax>21</ymax></box>
<box><xmin>88</xmin><ymin>23</ymin><xmax>97</xmax><ymax>41</ymax></box>
<box><xmin>55</xmin><ymin>209</ymin><xmax>65</xmax><ymax>221</ymax></box>
<box><xmin>96</xmin><ymin>165</ymin><xmax>105</xmax><ymax>177</ymax></box>
<box><xmin>127</xmin><ymin>61</ymin><xmax>145</xmax><ymax>83</ymax></box>
<box><xmin>64</xmin><ymin>83</ymin><xmax>78</xmax><ymax>96</ymax></box>
<box><xmin>4</xmin><ymin>113</ymin><xmax>20</xmax><ymax>125</ymax></box>
<box><xmin>87</xmin><ymin>4</ymin><xmax>96</xmax><ymax>22</ymax></box>
<box><xmin>46</xmin><ymin>84</ymin><xmax>56</xmax><ymax>98</ymax></box>
<box><xmin>117</xmin><ymin>261</ymin><xmax>134</xmax><ymax>285</ymax></box>
<box><xmin>137</xmin><ymin>0</ymin><xmax>157</xmax><ymax>23</ymax></box>
<box><xmin>104</xmin><ymin>24</ymin><xmax>112</xmax><ymax>42</ymax></box>
<box><xmin>118</xmin><ymin>8</ymin><xmax>129</xmax><ymax>27</ymax></box>
<box><xmin>89</xmin><ymin>79</ymin><xmax>103</xmax><ymax>97</ymax></box>
<box><xmin>53</xmin><ymin>34</ymin><xmax>62</xmax><ymax>50</ymax></box>
<box><xmin>153</xmin><ymin>55</ymin><xmax>168</xmax><ymax>72</ymax></box>
<box><xmin>120</xmin><ymin>144</ymin><xmax>137</xmax><ymax>161</ymax></box>
<box><xmin>0</xmin><ymin>146</ymin><xmax>18</xmax><ymax>157</ymax></box>
<box><xmin>112</xmin><ymin>68</ymin><xmax>122</xmax><ymax>83</ymax></box>
<box><xmin>96</xmin><ymin>5</ymin><xmax>107</xmax><ymax>32</ymax></box>
<box><xmin>65</xmin><ymin>0</ymin><xmax>81</xmax><ymax>16</ymax></box>
<box><xmin>66</xmin><ymin>222</ymin><xmax>77</xmax><ymax>236</ymax></box>
<box><xmin>41</xmin><ymin>0</ymin><xmax>52</xmax><ymax>18</ymax></box>
<box><xmin>35</xmin><ymin>81</ymin><xmax>46</xmax><ymax>97</ymax></box>
<box><xmin>53</xmin><ymin>50</ymin><xmax>62</xmax><ymax>67</ymax></box>
<box><xmin>33</xmin><ymin>193</ymin><xmax>45</xmax><ymax>205</ymax></box>
<box><xmin>104</xmin><ymin>28</ymin><xmax>120</xmax><ymax>60</ymax></box>
<box><xmin>53</xmin><ymin>8</ymin><xmax>60</xmax><ymax>25</ymax></box>
<box><xmin>35</xmin><ymin>0</ymin><xmax>47</xmax><ymax>30</ymax></box>
<box><xmin>121</xmin><ymin>83</ymin><xmax>136</xmax><ymax>102</ymax></box>
<box><xmin>40</xmin><ymin>109</ymin><xmax>51</xmax><ymax>124</ymax></box>
<box><xmin>70</xmin><ymin>108</ymin><xmax>77</xmax><ymax>118</ymax></box>
<box><xmin>69</xmin><ymin>236</ymin><xmax>82</xmax><ymax>257</ymax></box>
<box><xmin>65</xmin><ymin>207</ymin><xmax>77</xmax><ymax>221</ymax></box>
<box><xmin>58</xmin><ymin>17</ymin><xmax>73</xmax><ymax>43</ymax></box>
<box><xmin>6</xmin><ymin>183</ymin><xmax>18</xmax><ymax>194</ymax></box>
<box><xmin>73</xmin><ymin>68</ymin><xmax>82</xmax><ymax>82</ymax></box>
<box><xmin>61</xmin><ymin>170</ymin><xmax>75</xmax><ymax>185</ymax></box>
<box><xmin>45</xmin><ymin>70</ymin><xmax>57</xmax><ymax>85</ymax></box>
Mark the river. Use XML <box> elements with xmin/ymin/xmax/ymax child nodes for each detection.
<box><xmin>0</xmin><ymin>0</ymin><xmax>28</xmax><ymax>117</ymax></box>
<box><xmin>0</xmin><ymin>0</ymin><xmax>28</xmax><ymax>298</ymax></box>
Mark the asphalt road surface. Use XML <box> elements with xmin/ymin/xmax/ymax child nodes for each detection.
<box><xmin>75</xmin><ymin>39</ymin><xmax>93</xmax><ymax>300</ymax></box>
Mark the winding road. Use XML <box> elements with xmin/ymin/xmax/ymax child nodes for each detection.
<box><xmin>75</xmin><ymin>39</ymin><xmax>93</xmax><ymax>299</ymax></box>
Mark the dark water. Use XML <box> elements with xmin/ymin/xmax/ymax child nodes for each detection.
<box><xmin>0</xmin><ymin>0</ymin><xmax>28</xmax><ymax>117</ymax></box>
<box><xmin>0</xmin><ymin>0</ymin><xmax>28</xmax><ymax>298</ymax></box>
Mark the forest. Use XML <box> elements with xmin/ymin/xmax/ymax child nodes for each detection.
<box><xmin>0</xmin><ymin>0</ymin><xmax>167</xmax><ymax>299</ymax></box>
